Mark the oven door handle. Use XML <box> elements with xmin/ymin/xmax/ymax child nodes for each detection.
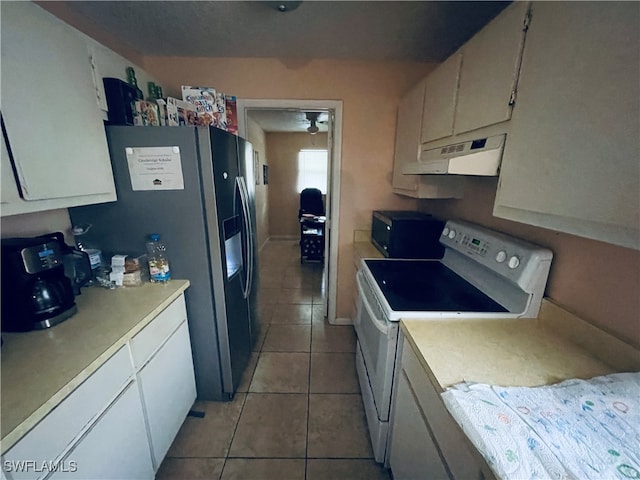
<box><xmin>356</xmin><ymin>271</ymin><xmax>390</xmax><ymax>335</ymax></box>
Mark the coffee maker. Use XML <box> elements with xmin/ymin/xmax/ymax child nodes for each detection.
<box><xmin>1</xmin><ymin>233</ymin><xmax>78</xmax><ymax>332</ymax></box>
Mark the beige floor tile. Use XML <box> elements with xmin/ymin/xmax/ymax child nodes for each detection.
<box><xmin>155</xmin><ymin>458</ymin><xmax>225</xmax><ymax>480</ymax></box>
<box><xmin>277</xmin><ymin>288</ymin><xmax>314</xmax><ymax>305</ymax></box>
<box><xmin>252</xmin><ymin>326</ymin><xmax>268</xmax><ymax>352</ymax></box>
<box><xmin>311</xmin><ymin>324</ymin><xmax>356</xmax><ymax>353</ymax></box>
<box><xmin>221</xmin><ymin>459</ymin><xmax>305</xmax><ymax>480</ymax></box>
<box><xmin>250</xmin><ymin>352</ymin><xmax>309</xmax><ymax>393</ymax></box>
<box><xmin>259</xmin><ymin>271</ymin><xmax>284</xmax><ymax>289</ymax></box>
<box><xmin>308</xmin><ymin>394</ymin><xmax>373</xmax><ymax>458</ymax></box>
<box><xmin>237</xmin><ymin>352</ymin><xmax>259</xmax><ymax>393</ymax></box>
<box><xmin>262</xmin><ymin>325</ymin><xmax>311</xmax><ymax>352</ymax></box>
<box><xmin>229</xmin><ymin>393</ymin><xmax>308</xmax><ymax>458</ymax></box>
<box><xmin>310</xmin><ymin>353</ymin><xmax>359</xmax><ymax>394</ymax></box>
<box><xmin>306</xmin><ymin>459</ymin><xmax>390</xmax><ymax>480</ymax></box>
<box><xmin>282</xmin><ymin>273</ymin><xmax>305</xmax><ymax>289</ymax></box>
<box><xmin>259</xmin><ymin>288</ymin><xmax>282</xmax><ymax>305</ymax></box>
<box><xmin>311</xmin><ymin>305</ymin><xmax>326</xmax><ymax>324</ymax></box>
<box><xmin>167</xmin><ymin>397</ymin><xmax>246</xmax><ymax>458</ymax></box>
<box><xmin>270</xmin><ymin>304</ymin><xmax>312</xmax><ymax>324</ymax></box>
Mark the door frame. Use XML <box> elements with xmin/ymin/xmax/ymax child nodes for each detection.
<box><xmin>236</xmin><ymin>99</ymin><xmax>343</xmax><ymax>324</ymax></box>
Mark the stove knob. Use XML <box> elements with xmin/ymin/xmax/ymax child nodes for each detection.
<box><xmin>448</xmin><ymin>229</ymin><xmax>457</xmax><ymax>240</ymax></box>
<box><xmin>495</xmin><ymin>250</ymin><xmax>507</xmax><ymax>263</ymax></box>
<box><xmin>442</xmin><ymin>227</ymin><xmax>450</xmax><ymax>237</ymax></box>
<box><xmin>508</xmin><ymin>255</ymin><xmax>521</xmax><ymax>269</ymax></box>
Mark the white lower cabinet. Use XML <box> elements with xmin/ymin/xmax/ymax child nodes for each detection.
<box><xmin>388</xmin><ymin>332</ymin><xmax>491</xmax><ymax>480</ymax></box>
<box><xmin>48</xmin><ymin>382</ymin><xmax>153</xmax><ymax>480</ymax></box>
<box><xmin>1</xmin><ymin>294</ymin><xmax>196</xmax><ymax>480</ymax></box>
<box><xmin>389</xmin><ymin>370</ymin><xmax>450</xmax><ymax>480</ymax></box>
<box><xmin>137</xmin><ymin>321</ymin><xmax>197</xmax><ymax>469</ymax></box>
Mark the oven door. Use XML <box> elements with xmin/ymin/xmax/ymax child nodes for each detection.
<box><xmin>354</xmin><ymin>270</ymin><xmax>399</xmax><ymax>423</ymax></box>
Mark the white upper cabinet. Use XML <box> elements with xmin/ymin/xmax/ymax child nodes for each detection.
<box><xmin>417</xmin><ymin>2</ymin><xmax>530</xmax><ymax>147</ymax></box>
<box><xmin>393</xmin><ymin>79</ymin><xmax>426</xmax><ymax>192</ymax></box>
<box><xmin>392</xmin><ymin>78</ymin><xmax>464</xmax><ymax>199</ymax></box>
<box><xmin>493</xmin><ymin>2</ymin><xmax>640</xmax><ymax>250</ymax></box>
<box><xmin>454</xmin><ymin>1</ymin><xmax>529</xmax><ymax>135</ymax></box>
<box><xmin>1</xmin><ymin>2</ymin><xmax>116</xmax><ymax>213</ymax></box>
<box><xmin>420</xmin><ymin>54</ymin><xmax>462</xmax><ymax>144</ymax></box>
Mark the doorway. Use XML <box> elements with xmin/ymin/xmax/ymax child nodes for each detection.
<box><xmin>237</xmin><ymin>99</ymin><xmax>343</xmax><ymax>324</ymax></box>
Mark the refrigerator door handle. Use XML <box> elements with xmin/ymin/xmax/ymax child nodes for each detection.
<box><xmin>236</xmin><ymin>176</ymin><xmax>253</xmax><ymax>299</ymax></box>
<box><xmin>240</xmin><ymin>176</ymin><xmax>255</xmax><ymax>296</ymax></box>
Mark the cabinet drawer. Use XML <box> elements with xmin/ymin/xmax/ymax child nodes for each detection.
<box><xmin>3</xmin><ymin>347</ymin><xmax>132</xmax><ymax>478</ymax></box>
<box><xmin>130</xmin><ymin>295</ymin><xmax>187</xmax><ymax>369</ymax></box>
<box><xmin>48</xmin><ymin>382</ymin><xmax>153</xmax><ymax>480</ymax></box>
<box><xmin>401</xmin><ymin>341</ymin><xmax>487</xmax><ymax>480</ymax></box>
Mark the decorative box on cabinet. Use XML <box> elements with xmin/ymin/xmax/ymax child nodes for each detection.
<box><xmin>0</xmin><ymin>2</ymin><xmax>116</xmax><ymax>216</ymax></box>
<box><xmin>493</xmin><ymin>2</ymin><xmax>639</xmax><ymax>250</ymax></box>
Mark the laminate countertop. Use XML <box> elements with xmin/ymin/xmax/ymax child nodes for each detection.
<box><xmin>401</xmin><ymin>299</ymin><xmax>640</xmax><ymax>392</ymax></box>
<box><xmin>1</xmin><ymin>279</ymin><xmax>190</xmax><ymax>453</ymax></box>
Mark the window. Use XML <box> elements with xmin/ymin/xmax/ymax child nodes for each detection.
<box><xmin>297</xmin><ymin>149</ymin><xmax>328</xmax><ymax>193</ymax></box>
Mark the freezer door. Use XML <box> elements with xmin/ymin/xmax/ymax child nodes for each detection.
<box><xmin>237</xmin><ymin>137</ymin><xmax>261</xmax><ymax>350</ymax></box>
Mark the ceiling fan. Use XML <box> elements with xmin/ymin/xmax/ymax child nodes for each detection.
<box><xmin>304</xmin><ymin>112</ymin><xmax>328</xmax><ymax>135</ymax></box>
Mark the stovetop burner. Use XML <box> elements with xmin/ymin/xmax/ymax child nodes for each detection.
<box><xmin>364</xmin><ymin>259</ymin><xmax>508</xmax><ymax>313</ymax></box>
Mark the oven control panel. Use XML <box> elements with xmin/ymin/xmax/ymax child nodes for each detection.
<box><xmin>440</xmin><ymin>220</ymin><xmax>553</xmax><ymax>292</ymax></box>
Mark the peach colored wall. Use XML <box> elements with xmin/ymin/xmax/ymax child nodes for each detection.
<box><xmin>266</xmin><ymin>132</ymin><xmax>328</xmax><ymax>238</ymax></box>
<box><xmin>142</xmin><ymin>56</ymin><xmax>432</xmax><ymax>319</ymax></box>
<box><xmin>419</xmin><ymin>178</ymin><xmax>640</xmax><ymax>347</ymax></box>
<box><xmin>1</xmin><ymin>209</ymin><xmax>73</xmax><ymax>244</ymax></box>
<box><xmin>246</xmin><ymin>117</ymin><xmax>270</xmax><ymax>251</ymax></box>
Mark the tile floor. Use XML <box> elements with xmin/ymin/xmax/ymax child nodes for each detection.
<box><xmin>156</xmin><ymin>240</ymin><xmax>390</xmax><ymax>480</ymax></box>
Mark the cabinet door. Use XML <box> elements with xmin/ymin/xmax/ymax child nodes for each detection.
<box><xmin>391</xmin><ymin>79</ymin><xmax>425</xmax><ymax>192</ymax></box>
<box><xmin>1</xmin><ymin>2</ymin><xmax>115</xmax><ymax>201</ymax></box>
<box><xmin>138</xmin><ymin>321</ymin><xmax>196</xmax><ymax>470</ymax></box>
<box><xmin>493</xmin><ymin>2</ymin><xmax>640</xmax><ymax>250</ymax></box>
<box><xmin>49</xmin><ymin>382</ymin><xmax>153</xmax><ymax>480</ymax></box>
<box><xmin>421</xmin><ymin>53</ymin><xmax>462</xmax><ymax>144</ymax></box>
<box><xmin>1</xmin><ymin>131</ymin><xmax>22</xmax><ymax>207</ymax></box>
<box><xmin>389</xmin><ymin>370</ymin><xmax>450</xmax><ymax>480</ymax></box>
<box><xmin>454</xmin><ymin>2</ymin><xmax>529</xmax><ymax>135</ymax></box>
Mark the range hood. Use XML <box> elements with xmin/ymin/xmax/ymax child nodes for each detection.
<box><xmin>403</xmin><ymin>134</ymin><xmax>506</xmax><ymax>176</ymax></box>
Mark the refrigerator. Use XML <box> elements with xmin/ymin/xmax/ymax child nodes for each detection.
<box><xmin>69</xmin><ymin>125</ymin><xmax>259</xmax><ymax>401</ymax></box>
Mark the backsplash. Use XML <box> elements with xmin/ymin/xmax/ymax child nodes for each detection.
<box><xmin>1</xmin><ymin>209</ymin><xmax>73</xmax><ymax>244</ymax></box>
<box><xmin>418</xmin><ymin>177</ymin><xmax>640</xmax><ymax>348</ymax></box>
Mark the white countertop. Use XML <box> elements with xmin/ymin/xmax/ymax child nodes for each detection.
<box><xmin>1</xmin><ymin>279</ymin><xmax>190</xmax><ymax>452</ymax></box>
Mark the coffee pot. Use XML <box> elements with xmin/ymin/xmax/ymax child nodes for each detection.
<box><xmin>1</xmin><ymin>232</ymin><xmax>79</xmax><ymax>331</ymax></box>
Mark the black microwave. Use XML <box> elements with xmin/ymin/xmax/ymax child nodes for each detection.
<box><xmin>371</xmin><ymin>211</ymin><xmax>445</xmax><ymax>258</ymax></box>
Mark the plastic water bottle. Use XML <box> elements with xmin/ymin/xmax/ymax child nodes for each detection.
<box><xmin>146</xmin><ymin>234</ymin><xmax>171</xmax><ymax>283</ymax></box>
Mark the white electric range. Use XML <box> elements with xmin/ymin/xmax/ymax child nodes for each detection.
<box><xmin>354</xmin><ymin>219</ymin><xmax>553</xmax><ymax>463</ymax></box>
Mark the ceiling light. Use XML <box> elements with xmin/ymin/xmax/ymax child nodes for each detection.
<box><xmin>266</xmin><ymin>1</ymin><xmax>302</xmax><ymax>12</ymax></box>
<box><xmin>307</xmin><ymin>121</ymin><xmax>319</xmax><ymax>135</ymax></box>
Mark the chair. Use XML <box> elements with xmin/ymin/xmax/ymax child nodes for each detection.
<box><xmin>298</xmin><ymin>188</ymin><xmax>326</xmax><ymax>263</ymax></box>
<box><xmin>298</xmin><ymin>188</ymin><xmax>325</xmax><ymax>218</ymax></box>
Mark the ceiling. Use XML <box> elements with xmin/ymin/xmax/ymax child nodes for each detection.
<box><xmin>59</xmin><ymin>0</ymin><xmax>509</xmax><ymax>132</ymax></box>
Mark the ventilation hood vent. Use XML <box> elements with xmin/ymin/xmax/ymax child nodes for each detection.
<box><xmin>403</xmin><ymin>134</ymin><xmax>506</xmax><ymax>176</ymax></box>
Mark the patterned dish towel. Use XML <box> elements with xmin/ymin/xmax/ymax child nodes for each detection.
<box><xmin>441</xmin><ymin>372</ymin><xmax>640</xmax><ymax>480</ymax></box>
